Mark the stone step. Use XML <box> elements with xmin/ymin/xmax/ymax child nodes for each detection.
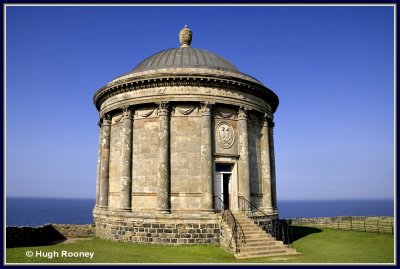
<box><xmin>236</xmin><ymin>219</ymin><xmax>269</xmax><ymax>226</ymax></box>
<box><xmin>245</xmin><ymin>237</ymin><xmax>276</xmax><ymax>244</ymax></box>
<box><xmin>239</xmin><ymin>227</ymin><xmax>264</xmax><ymax>232</ymax></box>
<box><xmin>239</xmin><ymin>247</ymin><xmax>296</xmax><ymax>255</ymax></box>
<box><xmin>240</xmin><ymin>244</ymin><xmax>287</xmax><ymax>252</ymax></box>
<box><xmin>235</xmin><ymin>216</ymin><xmax>252</xmax><ymax>219</ymax></box>
<box><xmin>238</xmin><ymin>223</ymin><xmax>262</xmax><ymax>228</ymax></box>
<box><xmin>244</xmin><ymin>233</ymin><xmax>270</xmax><ymax>238</ymax></box>
<box><xmin>236</xmin><ymin>220</ymin><xmax>259</xmax><ymax>225</ymax></box>
<box><xmin>243</xmin><ymin>240</ymin><xmax>282</xmax><ymax>247</ymax></box>
<box><xmin>238</xmin><ymin>223</ymin><xmax>263</xmax><ymax>227</ymax></box>
<box><xmin>235</xmin><ymin>248</ymin><xmax>294</xmax><ymax>259</ymax></box>
<box><xmin>234</xmin><ymin>217</ymin><xmax>254</xmax><ymax>221</ymax></box>
<box><xmin>233</xmin><ymin>216</ymin><xmax>253</xmax><ymax>220</ymax></box>
<box><xmin>244</xmin><ymin>233</ymin><xmax>274</xmax><ymax>239</ymax></box>
<box><xmin>243</xmin><ymin>225</ymin><xmax>269</xmax><ymax>231</ymax></box>
<box><xmin>243</xmin><ymin>229</ymin><xmax>267</xmax><ymax>233</ymax></box>
<box><xmin>242</xmin><ymin>229</ymin><xmax>275</xmax><ymax>238</ymax></box>
<box><xmin>235</xmin><ymin>249</ymin><xmax>298</xmax><ymax>259</ymax></box>
<box><xmin>243</xmin><ymin>232</ymin><xmax>267</xmax><ymax>237</ymax></box>
<box><xmin>230</xmin><ymin>213</ymin><xmax>298</xmax><ymax>259</ymax></box>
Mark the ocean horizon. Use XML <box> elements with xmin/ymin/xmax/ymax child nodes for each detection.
<box><xmin>5</xmin><ymin>197</ymin><xmax>394</xmax><ymax>227</ymax></box>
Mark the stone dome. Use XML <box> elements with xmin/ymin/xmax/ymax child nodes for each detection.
<box><xmin>94</xmin><ymin>25</ymin><xmax>279</xmax><ymax>113</ymax></box>
<box><xmin>132</xmin><ymin>47</ymin><xmax>239</xmax><ymax>73</ymax></box>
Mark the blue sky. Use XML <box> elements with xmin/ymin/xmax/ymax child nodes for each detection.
<box><xmin>5</xmin><ymin>5</ymin><xmax>395</xmax><ymax>201</ymax></box>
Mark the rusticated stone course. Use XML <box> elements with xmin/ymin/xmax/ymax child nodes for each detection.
<box><xmin>93</xmin><ymin>211</ymin><xmax>220</xmax><ymax>245</ymax></box>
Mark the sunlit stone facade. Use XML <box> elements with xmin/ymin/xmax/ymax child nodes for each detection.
<box><xmin>93</xmin><ymin>26</ymin><xmax>279</xmax><ymax>244</ymax></box>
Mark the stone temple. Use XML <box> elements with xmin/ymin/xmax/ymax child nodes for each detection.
<box><xmin>92</xmin><ymin>26</ymin><xmax>290</xmax><ymax>256</ymax></box>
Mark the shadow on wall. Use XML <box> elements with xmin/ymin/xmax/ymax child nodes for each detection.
<box><xmin>6</xmin><ymin>225</ymin><xmax>67</xmax><ymax>248</ymax></box>
<box><xmin>291</xmin><ymin>226</ymin><xmax>323</xmax><ymax>242</ymax></box>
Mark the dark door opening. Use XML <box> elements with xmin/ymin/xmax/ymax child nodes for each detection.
<box><xmin>222</xmin><ymin>174</ymin><xmax>230</xmax><ymax>210</ymax></box>
<box><xmin>214</xmin><ymin>163</ymin><xmax>233</xmax><ymax>211</ymax></box>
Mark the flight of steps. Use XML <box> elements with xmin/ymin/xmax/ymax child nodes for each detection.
<box><xmin>233</xmin><ymin>213</ymin><xmax>298</xmax><ymax>259</ymax></box>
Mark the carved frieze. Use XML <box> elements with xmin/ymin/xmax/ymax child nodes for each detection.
<box><xmin>99</xmin><ymin>85</ymin><xmax>271</xmax><ymax>116</ymax></box>
<box><xmin>174</xmin><ymin>104</ymin><xmax>197</xmax><ymax>116</ymax></box>
<box><xmin>109</xmin><ymin>112</ymin><xmax>122</xmax><ymax>124</ymax></box>
<box><xmin>215</xmin><ymin>107</ymin><xmax>235</xmax><ymax>119</ymax></box>
<box><xmin>139</xmin><ymin>107</ymin><xmax>156</xmax><ymax>118</ymax></box>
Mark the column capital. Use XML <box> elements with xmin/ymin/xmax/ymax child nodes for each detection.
<box><xmin>200</xmin><ymin>102</ymin><xmax>214</xmax><ymax>116</ymax></box>
<box><xmin>263</xmin><ymin>113</ymin><xmax>274</xmax><ymax>128</ymax></box>
<box><xmin>121</xmin><ymin>106</ymin><xmax>133</xmax><ymax>119</ymax></box>
<box><xmin>102</xmin><ymin>114</ymin><xmax>111</xmax><ymax>125</ymax></box>
<box><xmin>238</xmin><ymin>106</ymin><xmax>250</xmax><ymax>120</ymax></box>
<box><xmin>157</xmin><ymin>101</ymin><xmax>169</xmax><ymax>116</ymax></box>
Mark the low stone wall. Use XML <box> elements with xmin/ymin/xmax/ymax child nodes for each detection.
<box><xmin>94</xmin><ymin>209</ymin><xmax>221</xmax><ymax>245</ymax></box>
<box><xmin>52</xmin><ymin>224</ymin><xmax>95</xmax><ymax>238</ymax></box>
<box><xmin>287</xmin><ymin>216</ymin><xmax>394</xmax><ymax>234</ymax></box>
<box><xmin>219</xmin><ymin>221</ymin><xmax>235</xmax><ymax>254</ymax></box>
<box><xmin>287</xmin><ymin>216</ymin><xmax>394</xmax><ymax>224</ymax></box>
<box><xmin>6</xmin><ymin>224</ymin><xmax>95</xmax><ymax>248</ymax></box>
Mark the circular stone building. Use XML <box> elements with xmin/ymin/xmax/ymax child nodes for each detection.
<box><xmin>93</xmin><ymin>26</ymin><xmax>279</xmax><ymax>245</ymax></box>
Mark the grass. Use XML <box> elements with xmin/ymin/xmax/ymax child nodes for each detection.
<box><xmin>6</xmin><ymin>226</ymin><xmax>395</xmax><ymax>264</ymax></box>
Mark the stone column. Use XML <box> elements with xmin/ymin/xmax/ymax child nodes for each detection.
<box><xmin>95</xmin><ymin>119</ymin><xmax>102</xmax><ymax>207</ymax></box>
<box><xmin>157</xmin><ymin>102</ymin><xmax>170</xmax><ymax>213</ymax></box>
<box><xmin>260</xmin><ymin>114</ymin><xmax>273</xmax><ymax>213</ymax></box>
<box><xmin>268</xmin><ymin>118</ymin><xmax>279</xmax><ymax>213</ymax></box>
<box><xmin>119</xmin><ymin>107</ymin><xmax>133</xmax><ymax>211</ymax></box>
<box><xmin>99</xmin><ymin>114</ymin><xmax>111</xmax><ymax>209</ymax></box>
<box><xmin>200</xmin><ymin>102</ymin><xmax>214</xmax><ymax>212</ymax></box>
<box><xmin>238</xmin><ymin>106</ymin><xmax>250</xmax><ymax>202</ymax></box>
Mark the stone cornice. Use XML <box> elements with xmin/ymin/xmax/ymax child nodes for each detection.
<box><xmin>93</xmin><ymin>74</ymin><xmax>279</xmax><ymax>113</ymax></box>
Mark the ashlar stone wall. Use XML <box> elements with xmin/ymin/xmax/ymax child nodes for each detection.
<box><xmin>131</xmin><ymin>107</ymin><xmax>159</xmax><ymax>211</ymax></box>
<box><xmin>170</xmin><ymin>105</ymin><xmax>202</xmax><ymax>211</ymax></box>
<box><xmin>109</xmin><ymin>113</ymin><xmax>123</xmax><ymax>210</ymax></box>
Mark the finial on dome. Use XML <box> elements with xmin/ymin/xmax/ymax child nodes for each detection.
<box><xmin>179</xmin><ymin>25</ymin><xmax>192</xmax><ymax>47</ymax></box>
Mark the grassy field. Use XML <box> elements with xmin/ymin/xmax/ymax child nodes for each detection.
<box><xmin>6</xmin><ymin>226</ymin><xmax>395</xmax><ymax>264</ymax></box>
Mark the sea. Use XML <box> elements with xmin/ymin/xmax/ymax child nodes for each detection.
<box><xmin>6</xmin><ymin>197</ymin><xmax>394</xmax><ymax>227</ymax></box>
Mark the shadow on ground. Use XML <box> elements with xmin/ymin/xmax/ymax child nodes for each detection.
<box><xmin>6</xmin><ymin>225</ymin><xmax>67</xmax><ymax>248</ymax></box>
<box><xmin>291</xmin><ymin>226</ymin><xmax>322</xmax><ymax>242</ymax></box>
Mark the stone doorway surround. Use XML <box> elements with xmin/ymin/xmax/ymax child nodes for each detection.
<box><xmin>214</xmin><ymin>158</ymin><xmax>238</xmax><ymax>212</ymax></box>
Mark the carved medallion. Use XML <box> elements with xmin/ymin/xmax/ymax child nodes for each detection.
<box><xmin>216</xmin><ymin>122</ymin><xmax>235</xmax><ymax>149</ymax></box>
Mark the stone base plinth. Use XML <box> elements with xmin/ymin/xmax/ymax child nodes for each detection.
<box><xmin>93</xmin><ymin>208</ymin><xmax>221</xmax><ymax>245</ymax></box>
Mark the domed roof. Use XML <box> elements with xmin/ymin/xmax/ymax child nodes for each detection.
<box><xmin>131</xmin><ymin>25</ymin><xmax>239</xmax><ymax>74</ymax></box>
<box><xmin>132</xmin><ymin>47</ymin><xmax>239</xmax><ymax>73</ymax></box>
<box><xmin>95</xmin><ymin>26</ymin><xmax>279</xmax><ymax>113</ymax></box>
